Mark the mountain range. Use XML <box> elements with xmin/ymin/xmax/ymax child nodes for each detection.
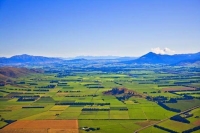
<box><xmin>123</xmin><ymin>52</ymin><xmax>200</xmax><ymax>65</ymax></box>
<box><xmin>0</xmin><ymin>54</ymin><xmax>62</xmax><ymax>64</ymax></box>
<box><xmin>0</xmin><ymin>52</ymin><xmax>199</xmax><ymax>65</ymax></box>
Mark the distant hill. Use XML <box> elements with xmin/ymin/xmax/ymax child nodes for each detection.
<box><xmin>65</xmin><ymin>56</ymin><xmax>137</xmax><ymax>60</ymax></box>
<box><xmin>0</xmin><ymin>54</ymin><xmax>62</xmax><ymax>64</ymax></box>
<box><xmin>1</xmin><ymin>53</ymin><xmax>199</xmax><ymax>65</ymax></box>
<box><xmin>67</xmin><ymin>58</ymin><xmax>88</xmax><ymax>62</ymax></box>
<box><xmin>0</xmin><ymin>54</ymin><xmax>137</xmax><ymax>64</ymax></box>
<box><xmin>0</xmin><ymin>67</ymin><xmax>43</xmax><ymax>82</ymax></box>
<box><xmin>72</xmin><ymin>56</ymin><xmax>121</xmax><ymax>60</ymax></box>
<box><xmin>123</xmin><ymin>52</ymin><xmax>200</xmax><ymax>65</ymax></box>
<box><xmin>172</xmin><ymin>58</ymin><xmax>200</xmax><ymax>66</ymax></box>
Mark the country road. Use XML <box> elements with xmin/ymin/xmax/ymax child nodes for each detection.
<box><xmin>134</xmin><ymin>105</ymin><xmax>200</xmax><ymax>133</ymax></box>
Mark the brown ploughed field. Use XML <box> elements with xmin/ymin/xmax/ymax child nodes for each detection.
<box><xmin>162</xmin><ymin>87</ymin><xmax>196</xmax><ymax>92</ymax></box>
<box><xmin>0</xmin><ymin>120</ymin><xmax>78</xmax><ymax>133</ymax></box>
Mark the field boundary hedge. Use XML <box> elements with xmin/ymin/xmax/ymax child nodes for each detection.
<box><xmin>182</xmin><ymin>126</ymin><xmax>200</xmax><ymax>133</ymax></box>
<box><xmin>154</xmin><ymin>125</ymin><xmax>178</xmax><ymax>133</ymax></box>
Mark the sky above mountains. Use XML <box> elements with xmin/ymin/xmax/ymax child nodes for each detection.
<box><xmin>0</xmin><ymin>0</ymin><xmax>200</xmax><ymax>57</ymax></box>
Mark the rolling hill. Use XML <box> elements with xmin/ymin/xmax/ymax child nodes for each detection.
<box><xmin>0</xmin><ymin>67</ymin><xmax>43</xmax><ymax>82</ymax></box>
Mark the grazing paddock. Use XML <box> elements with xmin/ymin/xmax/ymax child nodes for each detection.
<box><xmin>140</xmin><ymin>126</ymin><xmax>169</xmax><ymax>133</ymax></box>
<box><xmin>165</xmin><ymin>99</ymin><xmax>200</xmax><ymax>111</ymax></box>
<box><xmin>79</xmin><ymin>120</ymin><xmax>141</xmax><ymax>133</ymax></box>
<box><xmin>162</xmin><ymin>87</ymin><xmax>196</xmax><ymax>92</ymax></box>
<box><xmin>50</xmin><ymin>105</ymin><xmax>69</xmax><ymax>111</ymax></box>
<box><xmin>135</xmin><ymin>120</ymin><xmax>158</xmax><ymax>127</ymax></box>
<box><xmin>158</xmin><ymin>119</ymin><xmax>196</xmax><ymax>132</ymax></box>
<box><xmin>56</xmin><ymin>92</ymin><xmax>69</xmax><ymax>96</ymax></box>
<box><xmin>0</xmin><ymin>120</ymin><xmax>78</xmax><ymax>133</ymax></box>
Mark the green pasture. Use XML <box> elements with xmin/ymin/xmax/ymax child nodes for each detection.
<box><xmin>158</xmin><ymin>120</ymin><xmax>196</xmax><ymax>132</ymax></box>
<box><xmin>165</xmin><ymin>99</ymin><xmax>200</xmax><ymax>111</ymax></box>
<box><xmin>79</xmin><ymin>120</ymin><xmax>142</xmax><ymax>133</ymax></box>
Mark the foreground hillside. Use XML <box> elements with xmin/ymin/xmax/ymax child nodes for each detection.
<box><xmin>0</xmin><ymin>67</ymin><xmax>43</xmax><ymax>82</ymax></box>
<box><xmin>0</xmin><ymin>54</ymin><xmax>62</xmax><ymax>64</ymax></box>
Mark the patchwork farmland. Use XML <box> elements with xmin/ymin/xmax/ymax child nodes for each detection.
<box><xmin>0</xmin><ymin>66</ymin><xmax>199</xmax><ymax>132</ymax></box>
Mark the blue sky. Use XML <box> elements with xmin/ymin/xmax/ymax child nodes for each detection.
<box><xmin>0</xmin><ymin>0</ymin><xmax>200</xmax><ymax>57</ymax></box>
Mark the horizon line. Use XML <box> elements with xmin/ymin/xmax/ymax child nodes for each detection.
<box><xmin>0</xmin><ymin>51</ymin><xmax>200</xmax><ymax>58</ymax></box>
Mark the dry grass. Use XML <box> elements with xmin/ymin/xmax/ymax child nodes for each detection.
<box><xmin>135</xmin><ymin>120</ymin><xmax>157</xmax><ymax>127</ymax></box>
<box><xmin>0</xmin><ymin>120</ymin><xmax>78</xmax><ymax>133</ymax></box>
<box><xmin>194</xmin><ymin>120</ymin><xmax>200</xmax><ymax>126</ymax></box>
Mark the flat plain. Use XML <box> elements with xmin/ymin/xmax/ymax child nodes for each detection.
<box><xmin>0</xmin><ymin>66</ymin><xmax>199</xmax><ymax>132</ymax></box>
